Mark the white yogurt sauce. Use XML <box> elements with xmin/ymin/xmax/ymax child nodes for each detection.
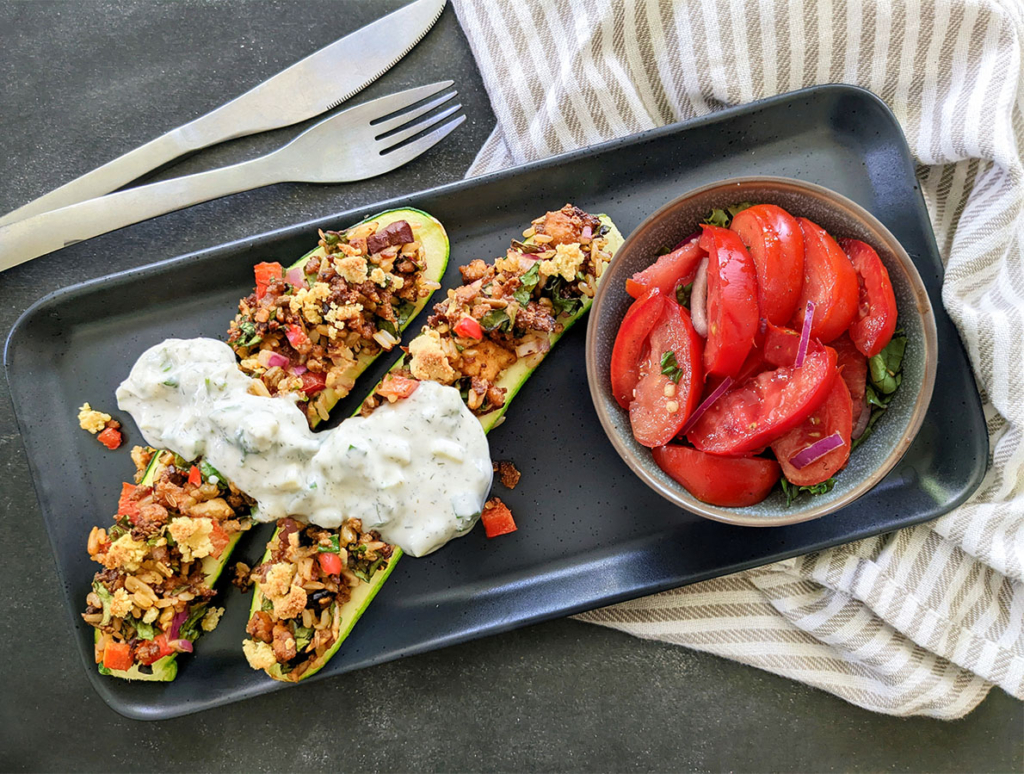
<box><xmin>115</xmin><ymin>338</ymin><xmax>493</xmax><ymax>557</ymax></box>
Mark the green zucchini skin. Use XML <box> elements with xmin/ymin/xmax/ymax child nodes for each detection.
<box><xmin>249</xmin><ymin>214</ymin><xmax>624</xmax><ymax>682</ymax></box>
<box><xmin>291</xmin><ymin>208</ymin><xmax>450</xmax><ymax>427</ymax></box>
<box><xmin>94</xmin><ymin>456</ymin><xmax>243</xmax><ymax>681</ymax></box>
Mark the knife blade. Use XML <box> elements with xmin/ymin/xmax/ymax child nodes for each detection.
<box><xmin>0</xmin><ymin>0</ymin><xmax>446</xmax><ymax>227</ymax></box>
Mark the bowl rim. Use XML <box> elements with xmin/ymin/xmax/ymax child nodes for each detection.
<box><xmin>585</xmin><ymin>175</ymin><xmax>939</xmax><ymax>527</ymax></box>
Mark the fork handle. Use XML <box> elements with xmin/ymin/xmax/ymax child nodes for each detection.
<box><xmin>0</xmin><ymin>155</ymin><xmax>281</xmax><ymax>273</ymax></box>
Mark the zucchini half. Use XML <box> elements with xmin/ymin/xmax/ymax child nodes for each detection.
<box><xmin>248</xmin><ymin>213</ymin><xmax>624</xmax><ymax>682</ymax></box>
<box><xmin>281</xmin><ymin>208</ymin><xmax>449</xmax><ymax>427</ymax></box>
<box><xmin>95</xmin><ymin>455</ymin><xmax>244</xmax><ymax>681</ymax></box>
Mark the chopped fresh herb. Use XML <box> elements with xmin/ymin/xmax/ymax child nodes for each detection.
<box><xmin>703</xmin><ymin>201</ymin><xmax>755</xmax><ymax>229</ymax></box>
<box><xmin>510</xmin><ymin>239</ymin><xmax>545</xmax><ymax>254</ymax></box>
<box><xmin>318</xmin><ymin>535</ymin><xmax>341</xmax><ymax>554</ymax></box>
<box><xmin>677</xmin><ymin>282</ymin><xmax>693</xmax><ymax>308</ymax></box>
<box><xmin>107</xmin><ymin>524</ymin><xmax>127</xmax><ymax>541</ymax></box>
<box><xmin>868</xmin><ymin>334</ymin><xmax>907</xmax><ymax>395</ymax></box>
<box><xmin>236</xmin><ymin>321</ymin><xmax>262</xmax><ymax>348</ymax></box>
<box><xmin>132</xmin><ymin>618</ymin><xmax>156</xmax><ymax>640</ymax></box>
<box><xmin>261</xmin><ymin>596</ymin><xmax>274</xmax><ymax>613</ymax></box>
<box><xmin>161</xmin><ymin>379</ymin><xmax>179</xmax><ymax>388</ymax></box>
<box><xmin>513</xmin><ymin>263</ymin><xmax>541</xmax><ymax>305</ymax></box>
<box><xmin>547</xmin><ymin>278</ymin><xmax>584</xmax><ymax>317</ymax></box>
<box><xmin>172</xmin><ymin>453</ymin><xmax>190</xmax><ymax>470</ymax></box>
<box><xmin>780</xmin><ymin>476</ymin><xmax>836</xmax><ymax>506</ymax></box>
<box><xmin>852</xmin><ymin>332</ymin><xmax>908</xmax><ymax>451</ymax></box>
<box><xmin>396</xmin><ymin>301</ymin><xmax>417</xmax><ymax>327</ymax></box>
<box><xmin>199</xmin><ymin>460</ymin><xmax>225</xmax><ymax>487</ymax></box>
<box><xmin>323</xmin><ymin>232</ymin><xmax>341</xmax><ymax>246</ymax></box>
<box><xmin>177</xmin><ymin>605</ymin><xmax>207</xmax><ymax>642</ymax></box>
<box><xmin>294</xmin><ymin>626</ymin><xmax>314</xmax><ymax>653</ymax></box>
<box><xmin>480</xmin><ymin>309</ymin><xmax>512</xmax><ymax>333</ymax></box>
<box><xmin>377</xmin><ymin>317</ymin><xmax>399</xmax><ymax>338</ymax></box>
<box><xmin>660</xmin><ymin>350</ymin><xmax>684</xmax><ymax>383</ymax></box>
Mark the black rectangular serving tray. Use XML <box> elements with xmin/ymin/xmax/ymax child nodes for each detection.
<box><xmin>5</xmin><ymin>85</ymin><xmax>988</xmax><ymax>720</ymax></box>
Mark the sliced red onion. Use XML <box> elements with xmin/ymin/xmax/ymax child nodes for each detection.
<box><xmin>285</xmin><ymin>266</ymin><xmax>307</xmax><ymax>288</ymax></box>
<box><xmin>852</xmin><ymin>400</ymin><xmax>872</xmax><ymax>439</ymax></box>
<box><xmin>790</xmin><ymin>431</ymin><xmax>845</xmax><ymax>469</ymax></box>
<box><xmin>690</xmin><ymin>256</ymin><xmax>709</xmax><ymax>337</ymax></box>
<box><xmin>257</xmin><ymin>349</ymin><xmax>289</xmax><ymax>369</ymax></box>
<box><xmin>168</xmin><ymin>610</ymin><xmax>188</xmax><ymax>640</ymax></box>
<box><xmin>581</xmin><ymin>225</ymin><xmax>592</xmax><ymax>240</ymax></box>
<box><xmin>169</xmin><ymin>638</ymin><xmax>194</xmax><ymax>654</ymax></box>
<box><xmin>679</xmin><ymin>376</ymin><xmax>733</xmax><ymax>437</ymax></box>
<box><xmin>672</xmin><ymin>232</ymin><xmax>701</xmax><ymax>251</ymax></box>
<box><xmin>291</xmin><ymin>364</ymin><xmax>308</xmax><ymax>376</ymax></box>
<box><xmin>794</xmin><ymin>300</ymin><xmax>815</xmax><ymax>367</ymax></box>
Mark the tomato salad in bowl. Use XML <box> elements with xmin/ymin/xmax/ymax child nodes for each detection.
<box><xmin>587</xmin><ymin>177</ymin><xmax>937</xmax><ymax>526</ymax></box>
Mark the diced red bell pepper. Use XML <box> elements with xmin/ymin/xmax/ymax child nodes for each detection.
<box><xmin>481</xmin><ymin>498</ymin><xmax>517</xmax><ymax>538</ymax></box>
<box><xmin>453</xmin><ymin>316</ymin><xmax>484</xmax><ymax>340</ymax></box>
<box><xmin>208</xmin><ymin>521</ymin><xmax>231</xmax><ymax>559</ymax></box>
<box><xmin>318</xmin><ymin>552</ymin><xmax>343</xmax><ymax>576</ymax></box>
<box><xmin>102</xmin><ymin>640</ymin><xmax>134</xmax><ymax>672</ymax></box>
<box><xmin>285</xmin><ymin>324</ymin><xmax>310</xmax><ymax>350</ymax></box>
<box><xmin>187</xmin><ymin>465</ymin><xmax>202</xmax><ymax>487</ymax></box>
<box><xmin>97</xmin><ymin>427</ymin><xmax>122</xmax><ymax>450</ymax></box>
<box><xmin>117</xmin><ymin>483</ymin><xmax>140</xmax><ymax>523</ymax></box>
<box><xmin>299</xmin><ymin>371</ymin><xmax>327</xmax><ymax>396</ymax></box>
<box><xmin>377</xmin><ymin>374</ymin><xmax>419</xmax><ymax>401</ymax></box>
<box><xmin>253</xmin><ymin>262</ymin><xmax>283</xmax><ymax>300</ymax></box>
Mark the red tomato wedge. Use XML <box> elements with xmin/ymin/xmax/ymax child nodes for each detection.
<box><xmin>629</xmin><ymin>301</ymin><xmax>704</xmax><ymax>448</ymax></box>
<box><xmin>318</xmin><ymin>551</ymin><xmax>343</xmax><ymax>576</ymax></box>
<box><xmin>699</xmin><ymin>225</ymin><xmax>760</xmax><ymax>378</ymax></box>
<box><xmin>187</xmin><ymin>465</ymin><xmax>202</xmax><ymax>487</ymax></box>
<box><xmin>686</xmin><ymin>340</ymin><xmax>838</xmax><ymax>455</ymax></box>
<box><xmin>790</xmin><ymin>218</ymin><xmax>859</xmax><ymax>343</ymax></box>
<box><xmin>653</xmin><ymin>445</ymin><xmax>781</xmax><ymax>507</ymax></box>
<box><xmin>838</xmin><ymin>238</ymin><xmax>898</xmax><ymax>357</ymax></box>
<box><xmin>299</xmin><ymin>371</ymin><xmax>327</xmax><ymax>396</ymax></box>
<box><xmin>625</xmin><ymin>237</ymin><xmax>706</xmax><ymax>299</ymax></box>
<box><xmin>117</xmin><ymin>483</ymin><xmax>140</xmax><ymax>523</ymax></box>
<box><xmin>771</xmin><ymin>372</ymin><xmax>853</xmax><ymax>486</ymax></box>
<box><xmin>831</xmin><ymin>332</ymin><xmax>867</xmax><ymax>410</ymax></box>
<box><xmin>730</xmin><ymin>204</ymin><xmax>805</xmax><ymax>325</ymax></box>
<box><xmin>610</xmin><ymin>290</ymin><xmax>667</xmax><ymax>408</ymax></box>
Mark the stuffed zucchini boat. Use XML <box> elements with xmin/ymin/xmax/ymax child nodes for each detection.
<box><xmin>241</xmin><ymin>204</ymin><xmax>623</xmax><ymax>682</ymax></box>
<box><xmin>227</xmin><ymin>208</ymin><xmax>449</xmax><ymax>427</ymax></box>
<box><xmin>83</xmin><ymin>447</ymin><xmax>253</xmax><ymax>680</ymax></box>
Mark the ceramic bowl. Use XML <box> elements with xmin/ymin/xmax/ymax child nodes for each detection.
<box><xmin>586</xmin><ymin>177</ymin><xmax>938</xmax><ymax>527</ymax></box>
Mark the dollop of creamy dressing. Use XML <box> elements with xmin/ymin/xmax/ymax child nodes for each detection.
<box><xmin>116</xmin><ymin>338</ymin><xmax>493</xmax><ymax>557</ymax></box>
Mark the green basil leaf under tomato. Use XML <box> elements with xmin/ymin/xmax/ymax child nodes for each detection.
<box><xmin>480</xmin><ymin>309</ymin><xmax>512</xmax><ymax>333</ymax></box>
<box><xmin>780</xmin><ymin>476</ymin><xmax>836</xmax><ymax>507</ymax></box>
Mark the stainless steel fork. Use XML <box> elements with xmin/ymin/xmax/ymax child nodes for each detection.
<box><xmin>0</xmin><ymin>81</ymin><xmax>463</xmax><ymax>273</ymax></box>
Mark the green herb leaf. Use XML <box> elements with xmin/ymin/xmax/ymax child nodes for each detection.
<box><xmin>161</xmin><ymin>379</ymin><xmax>179</xmax><ymax>388</ymax></box>
<box><xmin>396</xmin><ymin>301</ymin><xmax>417</xmax><ymax>328</ymax></box>
<box><xmin>318</xmin><ymin>535</ymin><xmax>341</xmax><ymax>554</ymax></box>
<box><xmin>780</xmin><ymin>476</ymin><xmax>836</xmax><ymax>506</ymax></box>
<box><xmin>514</xmin><ymin>263</ymin><xmax>541</xmax><ymax>306</ymax></box>
<box><xmin>177</xmin><ymin>605</ymin><xmax>207</xmax><ymax>642</ymax></box>
<box><xmin>868</xmin><ymin>334</ymin><xmax>907</xmax><ymax>395</ymax></box>
<box><xmin>199</xmin><ymin>460</ymin><xmax>225</xmax><ymax>487</ymax></box>
<box><xmin>660</xmin><ymin>350</ymin><xmax>684</xmax><ymax>383</ymax></box>
<box><xmin>236</xmin><ymin>321</ymin><xmax>262</xmax><ymax>348</ymax></box>
<box><xmin>703</xmin><ymin>202</ymin><xmax>754</xmax><ymax>229</ymax></box>
<box><xmin>132</xmin><ymin>618</ymin><xmax>156</xmax><ymax>640</ymax></box>
<box><xmin>480</xmin><ymin>309</ymin><xmax>512</xmax><ymax>333</ymax></box>
<box><xmin>294</xmin><ymin>625</ymin><xmax>314</xmax><ymax>653</ymax></box>
<box><xmin>676</xmin><ymin>282</ymin><xmax>693</xmax><ymax>308</ymax></box>
<box><xmin>377</xmin><ymin>317</ymin><xmax>399</xmax><ymax>338</ymax></box>
<box><xmin>260</xmin><ymin>596</ymin><xmax>274</xmax><ymax>613</ymax></box>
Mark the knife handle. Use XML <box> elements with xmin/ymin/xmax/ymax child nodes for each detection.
<box><xmin>0</xmin><ymin>155</ymin><xmax>282</xmax><ymax>273</ymax></box>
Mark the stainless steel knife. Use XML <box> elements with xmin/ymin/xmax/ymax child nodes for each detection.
<box><xmin>0</xmin><ymin>0</ymin><xmax>446</xmax><ymax>227</ymax></box>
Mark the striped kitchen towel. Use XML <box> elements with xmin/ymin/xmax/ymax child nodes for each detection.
<box><xmin>452</xmin><ymin>0</ymin><xmax>1024</xmax><ymax>718</ymax></box>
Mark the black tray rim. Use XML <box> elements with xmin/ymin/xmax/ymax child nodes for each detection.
<box><xmin>4</xmin><ymin>83</ymin><xmax>989</xmax><ymax>720</ymax></box>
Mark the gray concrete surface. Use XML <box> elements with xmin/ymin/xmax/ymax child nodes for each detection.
<box><xmin>0</xmin><ymin>2</ymin><xmax>1021</xmax><ymax>771</ymax></box>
